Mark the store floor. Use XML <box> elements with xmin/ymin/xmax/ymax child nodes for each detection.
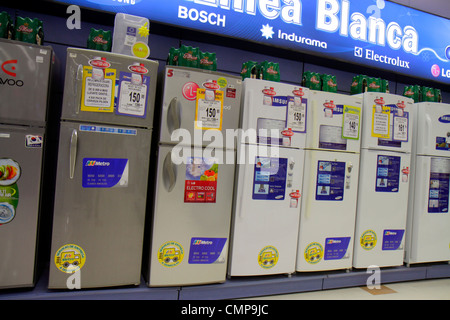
<box><xmin>242</xmin><ymin>278</ymin><xmax>450</xmax><ymax>300</ymax></box>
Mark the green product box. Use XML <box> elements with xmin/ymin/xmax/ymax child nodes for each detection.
<box><xmin>303</xmin><ymin>71</ymin><xmax>321</xmax><ymax>90</ymax></box>
<box><xmin>167</xmin><ymin>47</ymin><xmax>180</xmax><ymax>66</ymax></box>
<box><xmin>259</xmin><ymin>60</ymin><xmax>280</xmax><ymax>82</ymax></box>
<box><xmin>178</xmin><ymin>45</ymin><xmax>200</xmax><ymax>68</ymax></box>
<box><xmin>240</xmin><ymin>61</ymin><xmax>259</xmax><ymax>80</ymax></box>
<box><xmin>403</xmin><ymin>85</ymin><xmax>421</xmax><ymax>103</ymax></box>
<box><xmin>14</xmin><ymin>16</ymin><xmax>43</xmax><ymax>45</ymax></box>
<box><xmin>0</xmin><ymin>11</ymin><xmax>13</xmax><ymax>39</ymax></box>
<box><xmin>321</xmin><ymin>74</ymin><xmax>337</xmax><ymax>92</ymax></box>
<box><xmin>199</xmin><ymin>51</ymin><xmax>217</xmax><ymax>71</ymax></box>
<box><xmin>87</xmin><ymin>28</ymin><xmax>112</xmax><ymax>52</ymax></box>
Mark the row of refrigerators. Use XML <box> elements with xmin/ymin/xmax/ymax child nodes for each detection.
<box><xmin>0</xmin><ymin>38</ymin><xmax>449</xmax><ymax>290</ymax></box>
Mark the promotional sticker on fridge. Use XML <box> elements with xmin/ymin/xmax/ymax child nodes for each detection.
<box><xmin>405</xmin><ymin>102</ymin><xmax>450</xmax><ymax>265</ymax></box>
<box><xmin>48</xmin><ymin>48</ymin><xmax>158</xmax><ymax>289</ymax></box>
<box><xmin>296</xmin><ymin>91</ymin><xmax>362</xmax><ymax>272</ymax></box>
<box><xmin>353</xmin><ymin>93</ymin><xmax>413</xmax><ymax>269</ymax></box>
<box><xmin>228</xmin><ymin>78</ymin><xmax>308</xmax><ymax>277</ymax></box>
<box><xmin>0</xmin><ymin>38</ymin><xmax>55</xmax><ymax>289</ymax></box>
<box><xmin>145</xmin><ymin>66</ymin><xmax>242</xmax><ymax>287</ymax></box>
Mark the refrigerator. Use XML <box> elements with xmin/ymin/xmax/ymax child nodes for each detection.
<box><xmin>353</xmin><ymin>92</ymin><xmax>414</xmax><ymax>269</ymax></box>
<box><xmin>144</xmin><ymin>66</ymin><xmax>242</xmax><ymax>287</ymax></box>
<box><xmin>296</xmin><ymin>91</ymin><xmax>362</xmax><ymax>272</ymax></box>
<box><xmin>0</xmin><ymin>39</ymin><xmax>57</xmax><ymax>289</ymax></box>
<box><xmin>405</xmin><ymin>102</ymin><xmax>450</xmax><ymax>265</ymax></box>
<box><xmin>228</xmin><ymin>78</ymin><xmax>308</xmax><ymax>277</ymax></box>
<box><xmin>48</xmin><ymin>48</ymin><xmax>158</xmax><ymax>289</ymax></box>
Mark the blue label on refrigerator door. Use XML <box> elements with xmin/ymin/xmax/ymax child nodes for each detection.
<box><xmin>382</xmin><ymin>229</ymin><xmax>405</xmax><ymax>251</ymax></box>
<box><xmin>82</xmin><ymin>158</ymin><xmax>129</xmax><ymax>188</ymax></box>
<box><xmin>252</xmin><ymin>157</ymin><xmax>287</xmax><ymax>200</ymax></box>
<box><xmin>375</xmin><ymin>155</ymin><xmax>401</xmax><ymax>192</ymax></box>
<box><xmin>324</xmin><ymin>237</ymin><xmax>351</xmax><ymax>260</ymax></box>
<box><xmin>315</xmin><ymin>161</ymin><xmax>345</xmax><ymax>201</ymax></box>
<box><xmin>428</xmin><ymin>158</ymin><xmax>450</xmax><ymax>213</ymax></box>
<box><xmin>188</xmin><ymin>237</ymin><xmax>227</xmax><ymax>264</ymax></box>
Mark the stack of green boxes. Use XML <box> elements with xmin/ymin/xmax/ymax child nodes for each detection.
<box><xmin>0</xmin><ymin>13</ymin><xmax>44</xmax><ymax>45</ymax></box>
<box><xmin>403</xmin><ymin>85</ymin><xmax>442</xmax><ymax>103</ymax></box>
<box><xmin>302</xmin><ymin>71</ymin><xmax>337</xmax><ymax>92</ymax></box>
<box><xmin>87</xmin><ymin>28</ymin><xmax>112</xmax><ymax>52</ymax></box>
<box><xmin>167</xmin><ymin>45</ymin><xmax>217</xmax><ymax>71</ymax></box>
<box><xmin>350</xmin><ymin>74</ymin><xmax>389</xmax><ymax>94</ymax></box>
<box><xmin>240</xmin><ymin>60</ymin><xmax>280</xmax><ymax>82</ymax></box>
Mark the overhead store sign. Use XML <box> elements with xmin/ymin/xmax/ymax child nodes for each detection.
<box><xmin>58</xmin><ymin>0</ymin><xmax>450</xmax><ymax>84</ymax></box>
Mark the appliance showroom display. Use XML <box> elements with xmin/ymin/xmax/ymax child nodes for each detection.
<box><xmin>48</xmin><ymin>48</ymin><xmax>158</xmax><ymax>289</ymax></box>
<box><xmin>145</xmin><ymin>66</ymin><xmax>242</xmax><ymax>287</ymax></box>
<box><xmin>296</xmin><ymin>91</ymin><xmax>362</xmax><ymax>272</ymax></box>
<box><xmin>405</xmin><ymin>102</ymin><xmax>450</xmax><ymax>265</ymax></box>
<box><xmin>0</xmin><ymin>39</ymin><xmax>56</xmax><ymax>289</ymax></box>
<box><xmin>228</xmin><ymin>78</ymin><xmax>309</xmax><ymax>277</ymax></box>
<box><xmin>353</xmin><ymin>92</ymin><xmax>414</xmax><ymax>269</ymax></box>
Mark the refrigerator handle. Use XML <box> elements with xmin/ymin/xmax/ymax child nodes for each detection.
<box><xmin>74</xmin><ymin>64</ymin><xmax>83</xmax><ymax>115</ymax></box>
<box><xmin>69</xmin><ymin>129</ymin><xmax>78</xmax><ymax>179</ymax></box>
<box><xmin>167</xmin><ymin>97</ymin><xmax>181</xmax><ymax>134</ymax></box>
<box><xmin>424</xmin><ymin>114</ymin><xmax>431</xmax><ymax>149</ymax></box>
<box><xmin>238</xmin><ymin>162</ymin><xmax>251</xmax><ymax>218</ymax></box>
<box><xmin>163</xmin><ymin>150</ymin><xmax>176</xmax><ymax>192</ymax></box>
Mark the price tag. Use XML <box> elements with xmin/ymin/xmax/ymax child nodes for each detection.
<box><xmin>117</xmin><ymin>72</ymin><xmax>149</xmax><ymax>118</ymax></box>
<box><xmin>342</xmin><ymin>105</ymin><xmax>361</xmax><ymax>140</ymax></box>
<box><xmin>393</xmin><ymin>113</ymin><xmax>408</xmax><ymax>142</ymax></box>
<box><xmin>195</xmin><ymin>89</ymin><xmax>223</xmax><ymax>130</ymax></box>
<box><xmin>286</xmin><ymin>96</ymin><xmax>306</xmax><ymax>133</ymax></box>
<box><xmin>372</xmin><ymin>106</ymin><xmax>390</xmax><ymax>139</ymax></box>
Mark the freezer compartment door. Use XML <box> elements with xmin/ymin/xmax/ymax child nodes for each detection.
<box><xmin>360</xmin><ymin>92</ymin><xmax>413</xmax><ymax>153</ymax></box>
<box><xmin>158</xmin><ymin>66</ymin><xmax>242</xmax><ymax>149</ymax></box>
<box><xmin>61</xmin><ymin>48</ymin><xmax>158</xmax><ymax>128</ymax></box>
<box><xmin>414</xmin><ymin>102</ymin><xmax>450</xmax><ymax>157</ymax></box>
<box><xmin>306</xmin><ymin>91</ymin><xmax>362</xmax><ymax>153</ymax></box>
<box><xmin>353</xmin><ymin>149</ymin><xmax>411</xmax><ymax>268</ymax></box>
<box><xmin>0</xmin><ymin>39</ymin><xmax>53</xmax><ymax>126</ymax></box>
<box><xmin>296</xmin><ymin>150</ymin><xmax>360</xmax><ymax>272</ymax></box>
<box><xmin>228</xmin><ymin>144</ymin><xmax>305</xmax><ymax>276</ymax></box>
<box><xmin>48</xmin><ymin>121</ymin><xmax>151</xmax><ymax>289</ymax></box>
<box><xmin>240</xmin><ymin>78</ymin><xmax>308</xmax><ymax>149</ymax></box>
<box><xmin>147</xmin><ymin>144</ymin><xmax>236</xmax><ymax>286</ymax></box>
<box><xmin>0</xmin><ymin>125</ymin><xmax>45</xmax><ymax>288</ymax></box>
<box><xmin>407</xmin><ymin>156</ymin><xmax>450</xmax><ymax>263</ymax></box>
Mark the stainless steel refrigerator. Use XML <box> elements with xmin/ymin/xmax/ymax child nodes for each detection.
<box><xmin>48</xmin><ymin>48</ymin><xmax>158</xmax><ymax>289</ymax></box>
<box><xmin>144</xmin><ymin>66</ymin><xmax>242</xmax><ymax>287</ymax></box>
<box><xmin>0</xmin><ymin>38</ymin><xmax>56</xmax><ymax>289</ymax></box>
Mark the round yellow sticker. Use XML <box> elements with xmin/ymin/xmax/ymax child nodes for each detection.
<box><xmin>360</xmin><ymin>230</ymin><xmax>377</xmax><ymax>250</ymax></box>
<box><xmin>158</xmin><ymin>241</ymin><xmax>184</xmax><ymax>268</ymax></box>
<box><xmin>132</xmin><ymin>41</ymin><xmax>150</xmax><ymax>59</ymax></box>
<box><xmin>304</xmin><ymin>242</ymin><xmax>323</xmax><ymax>264</ymax></box>
<box><xmin>54</xmin><ymin>244</ymin><xmax>86</xmax><ymax>274</ymax></box>
<box><xmin>258</xmin><ymin>246</ymin><xmax>279</xmax><ymax>269</ymax></box>
<box><xmin>217</xmin><ymin>77</ymin><xmax>227</xmax><ymax>88</ymax></box>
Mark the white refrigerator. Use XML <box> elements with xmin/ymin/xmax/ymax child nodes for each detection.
<box><xmin>405</xmin><ymin>102</ymin><xmax>450</xmax><ymax>265</ymax></box>
<box><xmin>353</xmin><ymin>93</ymin><xmax>414</xmax><ymax>269</ymax></box>
<box><xmin>145</xmin><ymin>66</ymin><xmax>242</xmax><ymax>287</ymax></box>
<box><xmin>228</xmin><ymin>78</ymin><xmax>308</xmax><ymax>276</ymax></box>
<box><xmin>296</xmin><ymin>91</ymin><xmax>362</xmax><ymax>272</ymax></box>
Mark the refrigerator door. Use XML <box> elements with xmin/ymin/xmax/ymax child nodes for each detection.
<box><xmin>159</xmin><ymin>66</ymin><xmax>242</xmax><ymax>148</ymax></box>
<box><xmin>61</xmin><ymin>48</ymin><xmax>158</xmax><ymax>128</ymax></box>
<box><xmin>306</xmin><ymin>91</ymin><xmax>362</xmax><ymax>153</ymax></box>
<box><xmin>0</xmin><ymin>39</ymin><xmax>53</xmax><ymax>127</ymax></box>
<box><xmin>353</xmin><ymin>149</ymin><xmax>411</xmax><ymax>268</ymax></box>
<box><xmin>48</xmin><ymin>121</ymin><xmax>151</xmax><ymax>289</ymax></box>
<box><xmin>359</xmin><ymin>92</ymin><xmax>413</xmax><ymax>153</ymax></box>
<box><xmin>240</xmin><ymin>78</ymin><xmax>308</xmax><ymax>149</ymax></box>
<box><xmin>147</xmin><ymin>145</ymin><xmax>236</xmax><ymax>286</ymax></box>
<box><xmin>296</xmin><ymin>149</ymin><xmax>360</xmax><ymax>272</ymax></box>
<box><xmin>0</xmin><ymin>124</ymin><xmax>45</xmax><ymax>288</ymax></box>
<box><xmin>414</xmin><ymin>102</ymin><xmax>450</xmax><ymax>157</ymax></box>
<box><xmin>406</xmin><ymin>156</ymin><xmax>450</xmax><ymax>264</ymax></box>
<box><xmin>228</xmin><ymin>144</ymin><xmax>305</xmax><ymax>276</ymax></box>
